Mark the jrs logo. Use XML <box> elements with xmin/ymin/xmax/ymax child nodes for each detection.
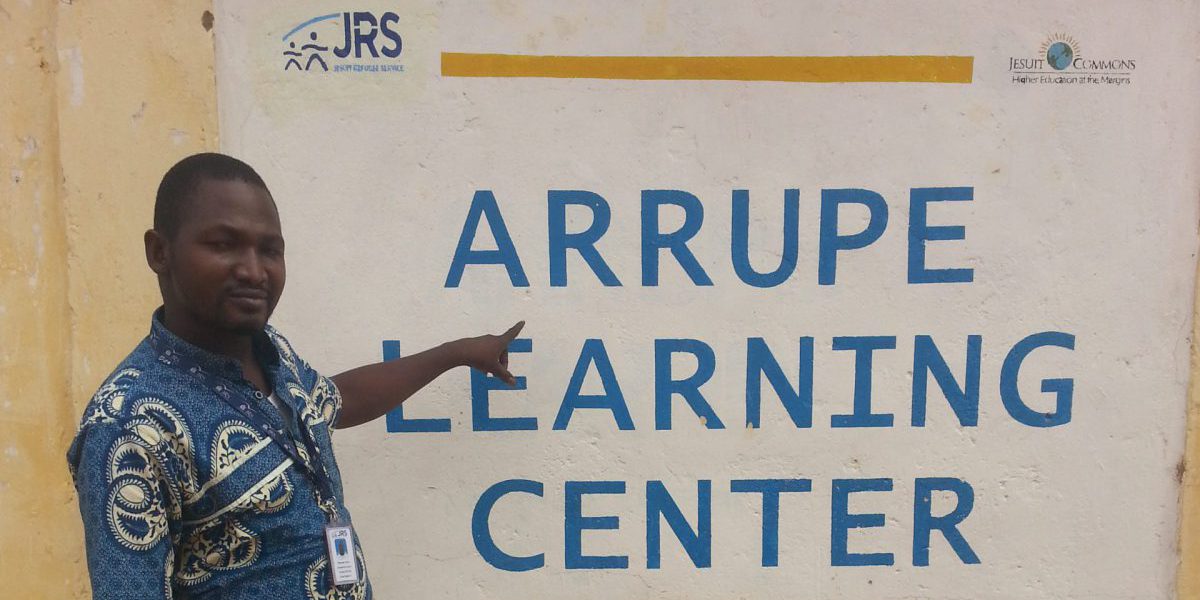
<box><xmin>283</xmin><ymin>12</ymin><xmax>404</xmax><ymax>74</ymax></box>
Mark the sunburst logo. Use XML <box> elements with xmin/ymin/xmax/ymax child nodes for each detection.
<box><xmin>1040</xmin><ymin>34</ymin><xmax>1081</xmax><ymax>71</ymax></box>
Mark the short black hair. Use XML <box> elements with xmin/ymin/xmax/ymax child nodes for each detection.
<box><xmin>154</xmin><ymin>153</ymin><xmax>272</xmax><ymax>239</ymax></box>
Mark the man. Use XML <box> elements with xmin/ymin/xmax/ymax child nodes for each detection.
<box><xmin>67</xmin><ymin>153</ymin><xmax>522</xmax><ymax>599</ymax></box>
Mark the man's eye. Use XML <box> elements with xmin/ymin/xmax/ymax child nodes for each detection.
<box><xmin>208</xmin><ymin>240</ymin><xmax>232</xmax><ymax>251</ymax></box>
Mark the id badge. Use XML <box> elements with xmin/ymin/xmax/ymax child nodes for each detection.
<box><xmin>324</xmin><ymin>522</ymin><xmax>361</xmax><ymax>586</ymax></box>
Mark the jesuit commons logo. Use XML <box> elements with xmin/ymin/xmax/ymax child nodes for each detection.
<box><xmin>1008</xmin><ymin>33</ymin><xmax>1135</xmax><ymax>87</ymax></box>
<box><xmin>282</xmin><ymin>11</ymin><xmax>403</xmax><ymax>74</ymax></box>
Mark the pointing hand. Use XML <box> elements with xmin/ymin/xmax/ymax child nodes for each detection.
<box><xmin>455</xmin><ymin>321</ymin><xmax>525</xmax><ymax>386</ymax></box>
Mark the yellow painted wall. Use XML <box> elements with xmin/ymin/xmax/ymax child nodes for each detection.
<box><xmin>0</xmin><ymin>1</ymin><xmax>216</xmax><ymax>597</ymax></box>
<box><xmin>1</xmin><ymin>1</ymin><xmax>1198</xmax><ymax>598</ymax></box>
<box><xmin>1181</xmin><ymin>260</ymin><xmax>1200</xmax><ymax>597</ymax></box>
<box><xmin>0</xmin><ymin>1</ymin><xmax>76</xmax><ymax>595</ymax></box>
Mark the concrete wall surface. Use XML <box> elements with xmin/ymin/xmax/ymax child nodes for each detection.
<box><xmin>0</xmin><ymin>1</ymin><xmax>216</xmax><ymax>597</ymax></box>
<box><xmin>4</xmin><ymin>1</ymin><xmax>1200</xmax><ymax>599</ymax></box>
<box><xmin>213</xmin><ymin>1</ymin><xmax>1200</xmax><ymax>598</ymax></box>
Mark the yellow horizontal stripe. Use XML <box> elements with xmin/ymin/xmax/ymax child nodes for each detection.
<box><xmin>442</xmin><ymin>53</ymin><xmax>973</xmax><ymax>83</ymax></box>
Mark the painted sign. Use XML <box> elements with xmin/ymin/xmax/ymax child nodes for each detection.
<box><xmin>215</xmin><ymin>1</ymin><xmax>1200</xmax><ymax>597</ymax></box>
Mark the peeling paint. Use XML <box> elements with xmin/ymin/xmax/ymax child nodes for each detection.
<box><xmin>32</xmin><ymin>222</ymin><xmax>43</xmax><ymax>259</ymax></box>
<box><xmin>61</xmin><ymin>45</ymin><xmax>84</xmax><ymax>107</ymax></box>
<box><xmin>21</xmin><ymin>136</ymin><xmax>38</xmax><ymax>158</ymax></box>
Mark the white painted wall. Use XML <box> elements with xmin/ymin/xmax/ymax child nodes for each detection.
<box><xmin>216</xmin><ymin>1</ymin><xmax>1200</xmax><ymax>597</ymax></box>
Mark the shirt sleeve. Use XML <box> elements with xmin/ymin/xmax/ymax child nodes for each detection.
<box><xmin>309</xmin><ymin>368</ymin><xmax>344</xmax><ymax>429</ymax></box>
<box><xmin>267</xmin><ymin>328</ymin><xmax>343</xmax><ymax>428</ymax></box>
<box><xmin>71</xmin><ymin>420</ymin><xmax>181</xmax><ymax>599</ymax></box>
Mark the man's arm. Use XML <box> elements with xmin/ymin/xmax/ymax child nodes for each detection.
<box><xmin>330</xmin><ymin>321</ymin><xmax>524</xmax><ymax>429</ymax></box>
<box><xmin>71</xmin><ymin>421</ymin><xmax>178</xmax><ymax>599</ymax></box>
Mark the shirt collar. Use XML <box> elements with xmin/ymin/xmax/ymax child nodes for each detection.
<box><xmin>149</xmin><ymin>308</ymin><xmax>281</xmax><ymax>380</ymax></box>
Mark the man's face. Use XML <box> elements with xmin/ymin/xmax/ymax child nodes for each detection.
<box><xmin>156</xmin><ymin>179</ymin><xmax>285</xmax><ymax>337</ymax></box>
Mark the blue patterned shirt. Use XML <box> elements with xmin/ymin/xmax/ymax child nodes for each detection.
<box><xmin>67</xmin><ymin>312</ymin><xmax>372</xmax><ymax>599</ymax></box>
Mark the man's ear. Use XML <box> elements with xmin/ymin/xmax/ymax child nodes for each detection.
<box><xmin>145</xmin><ymin>229</ymin><xmax>169</xmax><ymax>275</ymax></box>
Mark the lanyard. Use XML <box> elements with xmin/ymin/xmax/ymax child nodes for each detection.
<box><xmin>150</xmin><ymin>333</ymin><xmax>339</xmax><ymax>514</ymax></box>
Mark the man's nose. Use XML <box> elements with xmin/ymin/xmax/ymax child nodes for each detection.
<box><xmin>233</xmin><ymin>249</ymin><xmax>268</xmax><ymax>284</ymax></box>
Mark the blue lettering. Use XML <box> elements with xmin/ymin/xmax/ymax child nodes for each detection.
<box><xmin>1000</xmin><ymin>331</ymin><xmax>1075</xmax><ymax>427</ymax></box>
<box><xmin>745</xmin><ymin>337</ymin><xmax>813</xmax><ymax>428</ymax></box>
<box><xmin>351</xmin><ymin>12</ymin><xmax>379</xmax><ymax>58</ymax></box>
<box><xmin>646</xmin><ymin>480</ymin><xmax>712</xmax><ymax>568</ymax></box>
<box><xmin>553</xmin><ymin>339</ymin><xmax>634</xmax><ymax>430</ymax></box>
<box><xmin>830</xmin><ymin>336</ymin><xmax>896</xmax><ymax>428</ymax></box>
<box><xmin>913</xmin><ymin>477</ymin><xmax>979</xmax><ymax>566</ymax></box>
<box><xmin>472</xmin><ymin>479</ymin><xmax>544</xmax><ymax>571</ymax></box>
<box><xmin>382</xmin><ymin>340</ymin><xmax>451</xmax><ymax>433</ymax></box>
<box><xmin>654</xmin><ymin>339</ymin><xmax>724</xmax><ymax>430</ymax></box>
<box><xmin>565</xmin><ymin>480</ymin><xmax>628</xmax><ymax>569</ymax></box>
<box><xmin>446</xmin><ymin>190</ymin><xmax>530</xmax><ymax>288</ymax></box>
<box><xmin>911</xmin><ymin>335</ymin><xmax>981</xmax><ymax>427</ymax></box>
<box><xmin>818</xmin><ymin>189</ymin><xmax>889</xmax><ymax>285</ymax></box>
<box><xmin>730</xmin><ymin>189</ymin><xmax>799</xmax><ymax>287</ymax></box>
<box><xmin>548</xmin><ymin>190</ymin><xmax>621</xmax><ymax>287</ymax></box>
<box><xmin>641</xmin><ymin>190</ymin><xmax>713</xmax><ymax>286</ymax></box>
<box><xmin>471</xmin><ymin>338</ymin><xmax>535</xmax><ymax>431</ymax></box>
<box><xmin>730</xmin><ymin>478</ymin><xmax>812</xmax><ymax>567</ymax></box>
<box><xmin>831</xmin><ymin>478</ymin><xmax>894</xmax><ymax>566</ymax></box>
<box><xmin>378</xmin><ymin>12</ymin><xmax>403</xmax><ymax>58</ymax></box>
<box><xmin>332</xmin><ymin>12</ymin><xmax>353</xmax><ymax>58</ymax></box>
<box><xmin>908</xmin><ymin>187</ymin><xmax>974</xmax><ymax>284</ymax></box>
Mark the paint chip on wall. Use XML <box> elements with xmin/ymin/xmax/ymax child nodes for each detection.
<box><xmin>60</xmin><ymin>46</ymin><xmax>84</xmax><ymax>107</ymax></box>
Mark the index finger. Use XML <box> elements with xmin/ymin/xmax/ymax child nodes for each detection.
<box><xmin>500</xmin><ymin>320</ymin><xmax>525</xmax><ymax>342</ymax></box>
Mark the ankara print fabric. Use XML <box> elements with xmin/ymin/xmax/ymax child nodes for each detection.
<box><xmin>68</xmin><ymin>313</ymin><xmax>371</xmax><ymax>599</ymax></box>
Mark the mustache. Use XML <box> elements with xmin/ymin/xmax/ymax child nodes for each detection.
<box><xmin>227</xmin><ymin>287</ymin><xmax>270</xmax><ymax>299</ymax></box>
